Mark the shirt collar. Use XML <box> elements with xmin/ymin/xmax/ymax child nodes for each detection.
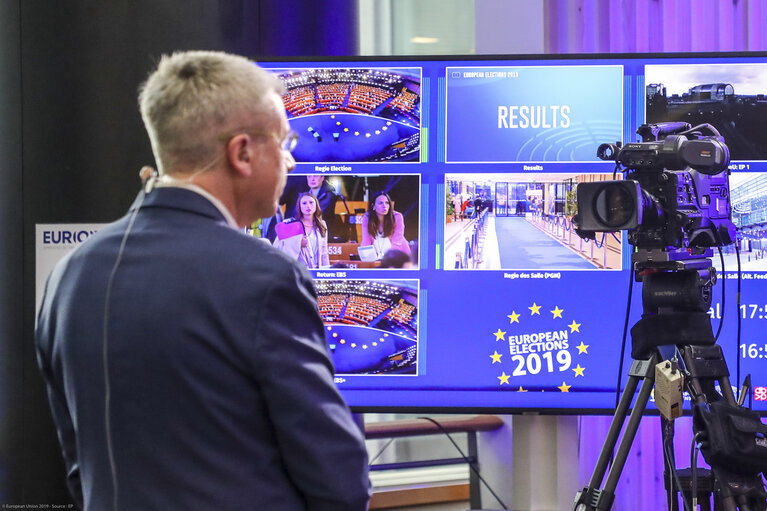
<box><xmin>155</xmin><ymin>176</ymin><xmax>239</xmax><ymax>229</ymax></box>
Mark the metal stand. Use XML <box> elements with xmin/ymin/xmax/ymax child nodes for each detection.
<box><xmin>573</xmin><ymin>262</ymin><xmax>767</xmax><ymax>511</ymax></box>
<box><xmin>572</xmin><ymin>356</ymin><xmax>657</xmax><ymax>511</ymax></box>
<box><xmin>573</xmin><ymin>345</ymin><xmax>767</xmax><ymax>511</ymax></box>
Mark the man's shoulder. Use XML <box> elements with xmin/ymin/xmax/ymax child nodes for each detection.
<box><xmin>226</xmin><ymin>230</ymin><xmax>284</xmax><ymax>258</ymax></box>
<box><xmin>73</xmin><ymin>215</ymin><xmax>300</xmax><ymax>278</ymax></box>
<box><xmin>55</xmin><ymin>216</ymin><xmax>129</xmax><ymax>263</ymax></box>
<box><xmin>216</xmin><ymin>230</ymin><xmax>308</xmax><ymax>278</ymax></box>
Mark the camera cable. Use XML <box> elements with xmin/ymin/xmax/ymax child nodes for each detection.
<box><xmin>690</xmin><ymin>431</ymin><xmax>704</xmax><ymax>511</ymax></box>
<box><xmin>608</xmin><ymin>259</ymin><xmax>635</xmax><ymax>471</ymax></box>
<box><xmin>735</xmin><ymin>240</ymin><xmax>742</xmax><ymax>402</ymax></box>
<box><xmin>611</xmin><ymin>162</ymin><xmax>622</xmax><ymax>180</ymax></box>
<box><xmin>714</xmin><ymin>224</ymin><xmax>747</xmax><ymax>405</ymax></box>
<box><xmin>614</xmin><ymin>257</ymin><xmax>635</xmax><ymax>411</ymax></box>
<box><xmin>662</xmin><ymin>421</ymin><xmax>692</xmax><ymax>511</ymax></box>
<box><xmin>680</xmin><ymin>123</ymin><xmax>721</xmax><ymax>138</ymax></box>
<box><xmin>612</xmin><ymin>163</ymin><xmax>631</xmax><ymax>416</ymax></box>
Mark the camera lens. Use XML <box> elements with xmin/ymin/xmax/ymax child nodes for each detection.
<box><xmin>594</xmin><ymin>183</ymin><xmax>634</xmax><ymax>227</ymax></box>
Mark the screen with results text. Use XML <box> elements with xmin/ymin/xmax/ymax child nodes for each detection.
<box><xmin>258</xmin><ymin>53</ymin><xmax>767</xmax><ymax>413</ymax></box>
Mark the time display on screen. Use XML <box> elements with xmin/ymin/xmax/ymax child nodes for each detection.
<box><xmin>740</xmin><ymin>343</ymin><xmax>767</xmax><ymax>359</ymax></box>
<box><xmin>739</xmin><ymin>304</ymin><xmax>767</xmax><ymax>319</ymax></box>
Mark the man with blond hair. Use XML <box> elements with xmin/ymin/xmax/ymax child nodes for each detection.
<box><xmin>36</xmin><ymin>51</ymin><xmax>370</xmax><ymax>511</ymax></box>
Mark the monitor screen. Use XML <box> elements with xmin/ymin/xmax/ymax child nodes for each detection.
<box><xmin>257</xmin><ymin>52</ymin><xmax>767</xmax><ymax>413</ymax></box>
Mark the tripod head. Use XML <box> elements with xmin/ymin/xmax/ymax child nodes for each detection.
<box><xmin>630</xmin><ymin>253</ymin><xmax>717</xmax><ymax>360</ymax></box>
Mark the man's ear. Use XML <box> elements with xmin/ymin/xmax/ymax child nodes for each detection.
<box><xmin>226</xmin><ymin>134</ymin><xmax>253</xmax><ymax>177</ymax></box>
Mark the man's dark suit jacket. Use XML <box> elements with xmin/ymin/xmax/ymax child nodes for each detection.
<box><xmin>36</xmin><ymin>187</ymin><xmax>371</xmax><ymax>511</ymax></box>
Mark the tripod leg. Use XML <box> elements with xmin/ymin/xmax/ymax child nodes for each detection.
<box><xmin>600</xmin><ymin>368</ymin><xmax>655</xmax><ymax>501</ymax></box>
<box><xmin>718</xmin><ymin>375</ymin><xmax>737</xmax><ymax>404</ymax></box>
<box><xmin>737</xmin><ymin>495</ymin><xmax>753</xmax><ymax>511</ymax></box>
<box><xmin>573</xmin><ymin>358</ymin><xmax>656</xmax><ymax>511</ymax></box>
<box><xmin>715</xmin><ymin>469</ymin><xmax>767</xmax><ymax>511</ymax></box>
<box><xmin>586</xmin><ymin>373</ymin><xmax>642</xmax><ymax>490</ymax></box>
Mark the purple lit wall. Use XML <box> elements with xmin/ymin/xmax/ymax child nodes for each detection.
<box><xmin>538</xmin><ymin>1</ymin><xmax>765</xmax><ymax>508</ymax></box>
<box><xmin>544</xmin><ymin>0</ymin><xmax>767</xmax><ymax>53</ymax></box>
<box><xmin>579</xmin><ymin>415</ymin><xmax>704</xmax><ymax>509</ymax></box>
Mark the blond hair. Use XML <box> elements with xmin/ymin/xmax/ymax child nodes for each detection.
<box><xmin>138</xmin><ymin>51</ymin><xmax>283</xmax><ymax>174</ymax></box>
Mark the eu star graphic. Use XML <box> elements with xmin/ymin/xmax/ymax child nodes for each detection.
<box><xmin>489</xmin><ymin>301</ymin><xmax>589</xmax><ymax>391</ymax></box>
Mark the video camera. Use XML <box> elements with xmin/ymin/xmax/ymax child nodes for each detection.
<box><xmin>574</xmin><ymin>122</ymin><xmax>736</xmax><ymax>256</ymax></box>
<box><xmin>572</xmin><ymin>124</ymin><xmax>767</xmax><ymax>511</ymax></box>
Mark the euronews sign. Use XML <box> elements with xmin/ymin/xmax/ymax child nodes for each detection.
<box><xmin>36</xmin><ymin>224</ymin><xmax>106</xmax><ymax>313</ymax></box>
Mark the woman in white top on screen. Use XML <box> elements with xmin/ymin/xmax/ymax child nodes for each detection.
<box><xmin>274</xmin><ymin>192</ymin><xmax>329</xmax><ymax>268</ymax></box>
<box><xmin>360</xmin><ymin>191</ymin><xmax>411</xmax><ymax>261</ymax></box>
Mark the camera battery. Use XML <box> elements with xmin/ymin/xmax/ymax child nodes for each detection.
<box><xmin>655</xmin><ymin>360</ymin><xmax>684</xmax><ymax>420</ymax></box>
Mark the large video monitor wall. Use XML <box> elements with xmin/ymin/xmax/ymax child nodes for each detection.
<box><xmin>259</xmin><ymin>53</ymin><xmax>767</xmax><ymax>413</ymax></box>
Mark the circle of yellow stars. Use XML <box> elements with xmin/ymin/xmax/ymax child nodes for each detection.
<box><xmin>329</xmin><ymin>114</ymin><xmax>392</xmax><ymax>138</ymax></box>
<box><xmin>492</xmin><ymin>302</ymin><xmax>589</xmax><ymax>392</ymax></box>
<box><xmin>327</xmin><ymin>326</ymin><xmax>388</xmax><ymax>351</ymax></box>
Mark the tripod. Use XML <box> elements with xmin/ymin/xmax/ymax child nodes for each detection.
<box><xmin>573</xmin><ymin>258</ymin><xmax>767</xmax><ymax>511</ymax></box>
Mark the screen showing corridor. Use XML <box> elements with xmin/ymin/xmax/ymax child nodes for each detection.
<box><xmin>258</xmin><ymin>53</ymin><xmax>767</xmax><ymax>413</ymax></box>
